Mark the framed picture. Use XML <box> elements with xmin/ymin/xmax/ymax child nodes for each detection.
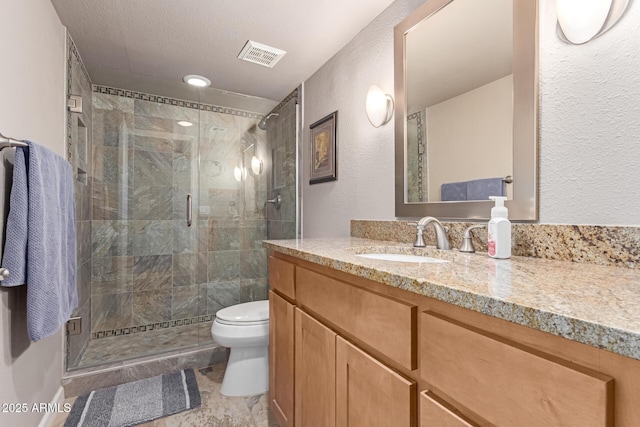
<box><xmin>309</xmin><ymin>111</ymin><xmax>337</xmax><ymax>184</ymax></box>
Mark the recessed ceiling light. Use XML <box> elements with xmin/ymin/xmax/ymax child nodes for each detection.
<box><xmin>183</xmin><ymin>74</ymin><xmax>211</xmax><ymax>87</ymax></box>
<box><xmin>177</xmin><ymin>121</ymin><xmax>193</xmax><ymax>127</ymax></box>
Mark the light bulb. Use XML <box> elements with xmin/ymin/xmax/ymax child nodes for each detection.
<box><xmin>234</xmin><ymin>166</ymin><xmax>243</xmax><ymax>182</ymax></box>
<box><xmin>183</xmin><ymin>75</ymin><xmax>211</xmax><ymax>87</ymax></box>
<box><xmin>366</xmin><ymin>85</ymin><xmax>394</xmax><ymax>127</ymax></box>
<box><xmin>251</xmin><ymin>156</ymin><xmax>263</xmax><ymax>175</ymax></box>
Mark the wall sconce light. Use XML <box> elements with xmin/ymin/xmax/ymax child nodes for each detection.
<box><xmin>234</xmin><ymin>165</ymin><xmax>247</xmax><ymax>182</ymax></box>
<box><xmin>250</xmin><ymin>156</ymin><xmax>263</xmax><ymax>175</ymax></box>
<box><xmin>365</xmin><ymin>85</ymin><xmax>394</xmax><ymax>127</ymax></box>
<box><xmin>557</xmin><ymin>0</ymin><xmax>629</xmax><ymax>44</ymax></box>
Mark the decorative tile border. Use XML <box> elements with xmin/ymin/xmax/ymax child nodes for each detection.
<box><xmin>407</xmin><ymin>111</ymin><xmax>426</xmax><ymax>201</ymax></box>
<box><xmin>351</xmin><ymin>220</ymin><xmax>640</xmax><ymax>269</ymax></box>
<box><xmin>92</xmin><ymin>85</ymin><xmax>262</xmax><ymax>119</ymax></box>
<box><xmin>268</xmin><ymin>88</ymin><xmax>299</xmax><ymax>116</ymax></box>
<box><xmin>91</xmin><ymin>314</ymin><xmax>215</xmax><ymax>340</ymax></box>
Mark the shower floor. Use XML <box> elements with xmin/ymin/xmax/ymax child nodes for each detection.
<box><xmin>73</xmin><ymin>321</ymin><xmax>215</xmax><ymax>369</ymax></box>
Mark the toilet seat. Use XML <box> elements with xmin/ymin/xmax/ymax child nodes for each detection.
<box><xmin>215</xmin><ymin>318</ymin><xmax>268</xmax><ymax>326</ymax></box>
<box><xmin>215</xmin><ymin>300</ymin><xmax>269</xmax><ymax>326</ymax></box>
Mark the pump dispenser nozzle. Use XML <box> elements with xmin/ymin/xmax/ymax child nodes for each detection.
<box><xmin>489</xmin><ymin>196</ymin><xmax>508</xmax><ymax>218</ymax></box>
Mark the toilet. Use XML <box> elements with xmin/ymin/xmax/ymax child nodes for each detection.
<box><xmin>211</xmin><ymin>300</ymin><xmax>270</xmax><ymax>396</ymax></box>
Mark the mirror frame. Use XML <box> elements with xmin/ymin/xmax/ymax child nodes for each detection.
<box><xmin>394</xmin><ymin>0</ymin><xmax>538</xmax><ymax>220</ymax></box>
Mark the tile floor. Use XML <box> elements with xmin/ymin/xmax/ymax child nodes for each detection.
<box><xmin>54</xmin><ymin>364</ymin><xmax>281</xmax><ymax>427</ymax></box>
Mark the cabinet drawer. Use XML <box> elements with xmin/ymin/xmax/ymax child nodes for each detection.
<box><xmin>297</xmin><ymin>267</ymin><xmax>417</xmax><ymax>370</ymax></box>
<box><xmin>269</xmin><ymin>256</ymin><xmax>295</xmax><ymax>300</ymax></box>
<box><xmin>420</xmin><ymin>391</ymin><xmax>476</xmax><ymax>427</ymax></box>
<box><xmin>421</xmin><ymin>312</ymin><xmax>614</xmax><ymax>427</ymax></box>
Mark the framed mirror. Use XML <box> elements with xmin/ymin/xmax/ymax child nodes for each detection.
<box><xmin>394</xmin><ymin>0</ymin><xmax>538</xmax><ymax>220</ymax></box>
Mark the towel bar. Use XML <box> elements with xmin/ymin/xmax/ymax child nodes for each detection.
<box><xmin>0</xmin><ymin>268</ymin><xmax>8</xmax><ymax>280</ymax></box>
<box><xmin>0</xmin><ymin>136</ymin><xmax>28</xmax><ymax>151</ymax></box>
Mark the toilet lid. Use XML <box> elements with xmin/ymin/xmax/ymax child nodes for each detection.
<box><xmin>215</xmin><ymin>300</ymin><xmax>269</xmax><ymax>325</ymax></box>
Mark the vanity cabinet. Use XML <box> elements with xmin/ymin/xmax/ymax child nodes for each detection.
<box><xmin>268</xmin><ymin>252</ymin><xmax>637</xmax><ymax>426</ymax></box>
<box><xmin>269</xmin><ymin>255</ymin><xmax>416</xmax><ymax>427</ymax></box>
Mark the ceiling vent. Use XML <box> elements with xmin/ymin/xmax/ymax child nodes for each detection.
<box><xmin>237</xmin><ymin>40</ymin><xmax>286</xmax><ymax>68</ymax></box>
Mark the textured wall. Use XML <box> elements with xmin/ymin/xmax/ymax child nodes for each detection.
<box><xmin>303</xmin><ymin>0</ymin><xmax>640</xmax><ymax>238</ymax></box>
<box><xmin>0</xmin><ymin>0</ymin><xmax>67</xmax><ymax>425</ymax></box>
<box><xmin>538</xmin><ymin>0</ymin><xmax>640</xmax><ymax>224</ymax></box>
<box><xmin>303</xmin><ymin>0</ymin><xmax>426</xmax><ymax>238</ymax></box>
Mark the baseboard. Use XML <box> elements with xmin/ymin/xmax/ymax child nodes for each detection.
<box><xmin>37</xmin><ymin>386</ymin><xmax>65</xmax><ymax>427</ymax></box>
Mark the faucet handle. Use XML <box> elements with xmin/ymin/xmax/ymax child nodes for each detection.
<box><xmin>409</xmin><ymin>222</ymin><xmax>426</xmax><ymax>247</ymax></box>
<box><xmin>459</xmin><ymin>225</ymin><xmax>485</xmax><ymax>253</ymax></box>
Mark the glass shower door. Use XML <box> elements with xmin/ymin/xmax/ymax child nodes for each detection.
<box><xmin>68</xmin><ymin>91</ymin><xmax>205</xmax><ymax>369</ymax></box>
<box><xmin>198</xmin><ymin>109</ymin><xmax>270</xmax><ymax>317</ymax></box>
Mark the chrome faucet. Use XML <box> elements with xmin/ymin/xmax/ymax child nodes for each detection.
<box><xmin>413</xmin><ymin>217</ymin><xmax>451</xmax><ymax>250</ymax></box>
<box><xmin>459</xmin><ymin>225</ymin><xmax>485</xmax><ymax>253</ymax></box>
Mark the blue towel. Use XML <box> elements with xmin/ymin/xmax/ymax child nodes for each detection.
<box><xmin>466</xmin><ymin>177</ymin><xmax>505</xmax><ymax>201</ymax></box>
<box><xmin>1</xmin><ymin>141</ymin><xmax>77</xmax><ymax>341</ymax></box>
<box><xmin>441</xmin><ymin>181</ymin><xmax>467</xmax><ymax>201</ymax></box>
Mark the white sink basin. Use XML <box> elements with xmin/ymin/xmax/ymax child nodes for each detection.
<box><xmin>355</xmin><ymin>253</ymin><xmax>449</xmax><ymax>263</ymax></box>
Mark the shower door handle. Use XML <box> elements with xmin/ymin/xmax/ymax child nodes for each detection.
<box><xmin>186</xmin><ymin>194</ymin><xmax>192</xmax><ymax>227</ymax></box>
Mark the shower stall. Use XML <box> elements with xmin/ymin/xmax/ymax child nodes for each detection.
<box><xmin>65</xmin><ymin>38</ymin><xmax>300</xmax><ymax>372</ymax></box>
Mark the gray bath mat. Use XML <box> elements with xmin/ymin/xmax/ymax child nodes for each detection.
<box><xmin>64</xmin><ymin>369</ymin><xmax>201</xmax><ymax>427</ymax></box>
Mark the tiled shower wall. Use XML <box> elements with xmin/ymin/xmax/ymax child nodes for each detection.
<box><xmin>266</xmin><ymin>94</ymin><xmax>298</xmax><ymax>239</ymax></box>
<box><xmin>88</xmin><ymin>88</ymin><xmax>269</xmax><ymax>340</ymax></box>
<box><xmin>67</xmin><ymin>37</ymin><xmax>93</xmax><ymax>368</ymax></box>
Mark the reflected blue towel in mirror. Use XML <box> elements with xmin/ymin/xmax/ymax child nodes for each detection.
<box><xmin>1</xmin><ymin>141</ymin><xmax>77</xmax><ymax>341</ymax></box>
<box><xmin>441</xmin><ymin>181</ymin><xmax>467</xmax><ymax>201</ymax></box>
<box><xmin>466</xmin><ymin>177</ymin><xmax>505</xmax><ymax>200</ymax></box>
<box><xmin>441</xmin><ymin>177</ymin><xmax>505</xmax><ymax>201</ymax></box>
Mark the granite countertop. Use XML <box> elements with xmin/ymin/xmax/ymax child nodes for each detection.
<box><xmin>263</xmin><ymin>237</ymin><xmax>640</xmax><ymax>361</ymax></box>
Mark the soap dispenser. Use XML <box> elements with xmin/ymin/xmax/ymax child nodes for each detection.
<box><xmin>487</xmin><ymin>196</ymin><xmax>511</xmax><ymax>259</ymax></box>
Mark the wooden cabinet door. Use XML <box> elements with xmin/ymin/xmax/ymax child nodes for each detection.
<box><xmin>295</xmin><ymin>309</ymin><xmax>336</xmax><ymax>427</ymax></box>
<box><xmin>336</xmin><ymin>336</ymin><xmax>416</xmax><ymax>427</ymax></box>
<box><xmin>270</xmin><ymin>291</ymin><xmax>295</xmax><ymax>427</ymax></box>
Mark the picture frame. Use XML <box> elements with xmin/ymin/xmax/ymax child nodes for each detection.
<box><xmin>309</xmin><ymin>111</ymin><xmax>338</xmax><ymax>184</ymax></box>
